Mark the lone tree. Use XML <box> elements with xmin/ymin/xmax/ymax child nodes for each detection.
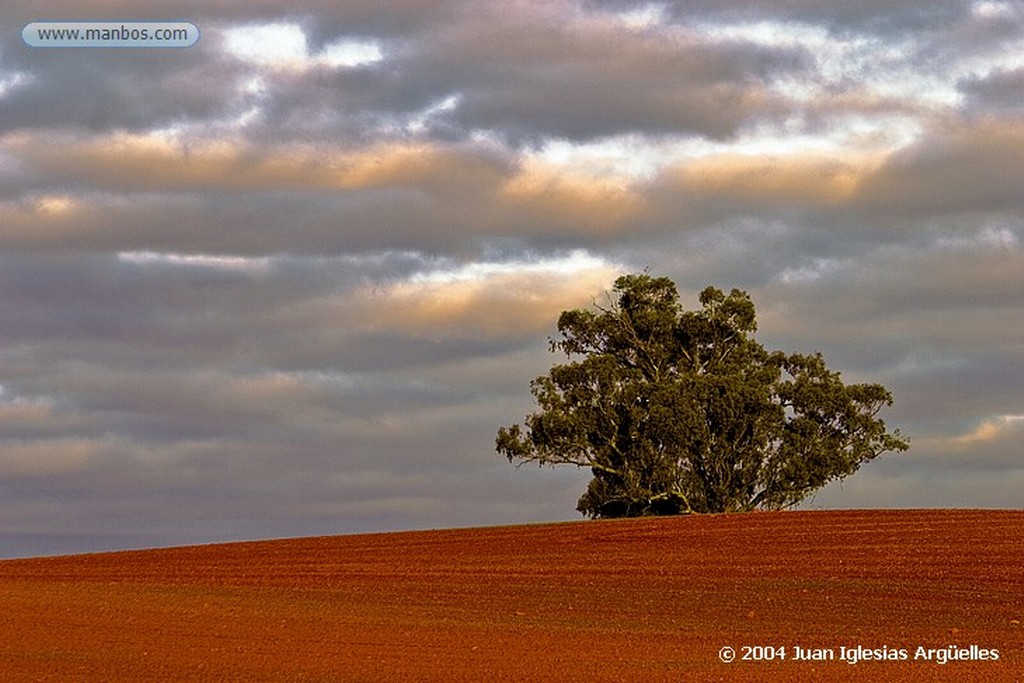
<box><xmin>496</xmin><ymin>274</ymin><xmax>908</xmax><ymax>518</ymax></box>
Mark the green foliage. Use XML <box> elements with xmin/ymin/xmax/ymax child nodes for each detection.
<box><xmin>496</xmin><ymin>274</ymin><xmax>909</xmax><ymax>517</ymax></box>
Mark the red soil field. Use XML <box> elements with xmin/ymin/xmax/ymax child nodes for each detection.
<box><xmin>0</xmin><ymin>509</ymin><xmax>1021</xmax><ymax>682</ymax></box>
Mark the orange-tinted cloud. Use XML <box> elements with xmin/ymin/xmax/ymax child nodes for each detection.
<box><xmin>668</xmin><ymin>150</ymin><xmax>883</xmax><ymax>208</ymax></box>
<box><xmin>954</xmin><ymin>415</ymin><xmax>1024</xmax><ymax>446</ymax></box>
<box><xmin>499</xmin><ymin>160</ymin><xmax>648</xmax><ymax>234</ymax></box>
<box><xmin>3</xmin><ymin>132</ymin><xmax>510</xmax><ymax>194</ymax></box>
<box><xmin>0</xmin><ymin>438</ymin><xmax>103</xmax><ymax>477</ymax></box>
<box><xmin>353</xmin><ymin>254</ymin><xmax>623</xmax><ymax>338</ymax></box>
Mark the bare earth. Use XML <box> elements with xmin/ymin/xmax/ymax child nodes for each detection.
<box><xmin>0</xmin><ymin>509</ymin><xmax>1021</xmax><ymax>682</ymax></box>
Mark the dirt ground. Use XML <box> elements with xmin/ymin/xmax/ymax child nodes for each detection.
<box><xmin>0</xmin><ymin>509</ymin><xmax>1021</xmax><ymax>681</ymax></box>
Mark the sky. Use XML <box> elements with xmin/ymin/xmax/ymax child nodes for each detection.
<box><xmin>0</xmin><ymin>1</ymin><xmax>1021</xmax><ymax>558</ymax></box>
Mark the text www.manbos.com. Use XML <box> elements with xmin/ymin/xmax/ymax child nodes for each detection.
<box><xmin>23</xmin><ymin>21</ymin><xmax>199</xmax><ymax>48</ymax></box>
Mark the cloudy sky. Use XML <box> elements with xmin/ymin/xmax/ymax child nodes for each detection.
<box><xmin>1</xmin><ymin>1</ymin><xmax>1021</xmax><ymax>558</ymax></box>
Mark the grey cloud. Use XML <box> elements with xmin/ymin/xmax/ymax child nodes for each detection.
<box><xmin>620</xmin><ymin>120</ymin><xmax>1024</xmax><ymax>244</ymax></box>
<box><xmin>807</xmin><ymin>460</ymin><xmax>1024</xmax><ymax>510</ymax></box>
<box><xmin>1</xmin><ymin>0</ymin><xmax>1021</xmax><ymax>558</ymax></box>
<box><xmin>887</xmin><ymin>351</ymin><xmax>1024</xmax><ymax>432</ymax></box>
<box><xmin>0</xmin><ymin>40</ymin><xmax>250</xmax><ymax>134</ymax></box>
<box><xmin>0</xmin><ymin>328</ymin><xmax>580</xmax><ymax>556</ymax></box>
<box><xmin>4</xmin><ymin>1</ymin><xmax>811</xmax><ymax>142</ymax></box>
<box><xmin>0</xmin><ymin>251</ymin><xmax>522</xmax><ymax>377</ymax></box>
<box><xmin>0</xmin><ymin>162</ymin><xmax>516</xmax><ymax>258</ymax></box>
<box><xmin>2</xmin><ymin>0</ymin><xmax>450</xmax><ymax>137</ymax></box>
<box><xmin>917</xmin><ymin>2</ymin><xmax>1023</xmax><ymax>73</ymax></box>
<box><xmin>852</xmin><ymin>120</ymin><xmax>1024</xmax><ymax>216</ymax></box>
<box><xmin>587</xmin><ymin>0</ymin><xmax>969</xmax><ymax>34</ymax></box>
<box><xmin>1</xmin><ymin>137</ymin><xmax>662</xmax><ymax>256</ymax></box>
<box><xmin>178</xmin><ymin>9</ymin><xmax>810</xmax><ymax>145</ymax></box>
<box><xmin>961</xmin><ymin>68</ymin><xmax>1024</xmax><ymax>113</ymax></box>
<box><xmin>421</xmin><ymin>17</ymin><xmax>807</xmax><ymax>142</ymax></box>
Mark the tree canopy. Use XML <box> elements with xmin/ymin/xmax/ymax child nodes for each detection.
<box><xmin>496</xmin><ymin>274</ymin><xmax>909</xmax><ymax>518</ymax></box>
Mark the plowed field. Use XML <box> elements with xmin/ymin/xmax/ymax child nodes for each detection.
<box><xmin>1</xmin><ymin>509</ymin><xmax>1021</xmax><ymax>681</ymax></box>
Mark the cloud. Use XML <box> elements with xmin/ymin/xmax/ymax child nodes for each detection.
<box><xmin>667</xmin><ymin>151</ymin><xmax>877</xmax><ymax>208</ymax></box>
<box><xmin>752</xmin><ymin>227</ymin><xmax>1024</xmax><ymax>359</ymax></box>
<box><xmin>2</xmin><ymin>132</ymin><xmax>665</xmax><ymax>254</ymax></box>
<box><xmin>852</xmin><ymin>118</ymin><xmax>1024</xmax><ymax>215</ymax></box>
<box><xmin>960</xmin><ymin>67</ymin><xmax>1024</xmax><ymax>112</ymax></box>
<box><xmin>1</xmin><ymin>2</ymin><xmax>807</xmax><ymax>144</ymax></box>
<box><xmin>954</xmin><ymin>414</ymin><xmax>1024</xmax><ymax>445</ymax></box>
<box><xmin>0</xmin><ymin>34</ymin><xmax>248</xmax><ymax>135</ymax></box>
<box><xmin>499</xmin><ymin>157</ymin><xmax>650</xmax><ymax>234</ymax></box>
<box><xmin>222</xmin><ymin>23</ymin><xmax>383</xmax><ymax>71</ymax></box>
<box><xmin>587</xmin><ymin>0</ymin><xmax>969</xmax><ymax>33</ymax></box>
<box><xmin>432</xmin><ymin>8</ymin><xmax>805</xmax><ymax>142</ymax></box>
<box><xmin>353</xmin><ymin>251</ymin><xmax>624</xmax><ymax>338</ymax></box>
<box><xmin>0</xmin><ymin>0</ymin><xmax>1022</xmax><ymax>557</ymax></box>
<box><xmin>0</xmin><ymin>396</ymin><xmax>93</xmax><ymax>439</ymax></box>
<box><xmin>2</xmin><ymin>132</ymin><xmax>506</xmax><ymax>193</ymax></box>
<box><xmin>0</xmin><ymin>438</ymin><xmax>104</xmax><ymax>478</ymax></box>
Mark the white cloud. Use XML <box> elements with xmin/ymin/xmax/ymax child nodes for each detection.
<box><xmin>117</xmin><ymin>251</ymin><xmax>272</xmax><ymax>273</ymax></box>
<box><xmin>0</xmin><ymin>71</ymin><xmax>31</xmax><ymax>97</ymax></box>
<box><xmin>972</xmin><ymin>1</ymin><xmax>1016</xmax><ymax>20</ymax></box>
<box><xmin>223</xmin><ymin>23</ymin><xmax>309</xmax><ymax>69</ymax></box>
<box><xmin>222</xmin><ymin>23</ymin><xmax>383</xmax><ymax>71</ymax></box>
<box><xmin>409</xmin><ymin>249</ymin><xmax>615</xmax><ymax>285</ymax></box>
<box><xmin>614</xmin><ymin>3</ymin><xmax>668</xmax><ymax>31</ymax></box>
<box><xmin>934</xmin><ymin>226</ymin><xmax>1020</xmax><ymax>251</ymax></box>
<box><xmin>406</xmin><ymin>94</ymin><xmax>462</xmax><ymax>135</ymax></box>
<box><xmin>777</xmin><ymin>257</ymin><xmax>851</xmax><ymax>285</ymax></box>
<box><xmin>532</xmin><ymin>135</ymin><xmax>673</xmax><ymax>182</ymax></box>
<box><xmin>320</xmin><ymin>39</ymin><xmax>384</xmax><ymax>68</ymax></box>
